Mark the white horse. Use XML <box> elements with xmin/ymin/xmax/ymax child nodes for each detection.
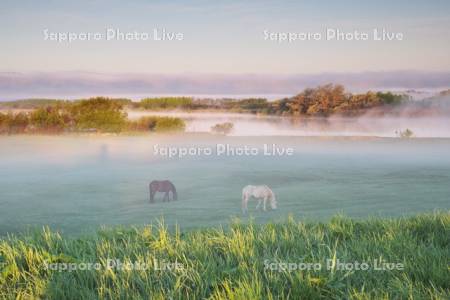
<box><xmin>242</xmin><ymin>185</ymin><xmax>277</xmax><ymax>213</ymax></box>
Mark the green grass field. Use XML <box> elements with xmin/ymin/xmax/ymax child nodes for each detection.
<box><xmin>1</xmin><ymin>212</ymin><xmax>449</xmax><ymax>299</ymax></box>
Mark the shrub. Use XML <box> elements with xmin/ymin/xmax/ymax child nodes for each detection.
<box><xmin>272</xmin><ymin>85</ymin><xmax>407</xmax><ymax>116</ymax></box>
<box><xmin>153</xmin><ymin>117</ymin><xmax>185</xmax><ymax>132</ymax></box>
<box><xmin>128</xmin><ymin>116</ymin><xmax>185</xmax><ymax>132</ymax></box>
<box><xmin>0</xmin><ymin>112</ymin><xmax>29</xmax><ymax>134</ymax></box>
<box><xmin>69</xmin><ymin>97</ymin><xmax>127</xmax><ymax>133</ymax></box>
<box><xmin>377</xmin><ymin>92</ymin><xmax>407</xmax><ymax>105</ymax></box>
<box><xmin>238</xmin><ymin>98</ymin><xmax>268</xmax><ymax>110</ymax></box>
<box><xmin>0</xmin><ymin>98</ymin><xmax>189</xmax><ymax>134</ymax></box>
<box><xmin>397</xmin><ymin>128</ymin><xmax>414</xmax><ymax>138</ymax></box>
<box><xmin>211</xmin><ymin>122</ymin><xmax>234</xmax><ymax>135</ymax></box>
<box><xmin>29</xmin><ymin>107</ymin><xmax>68</xmax><ymax>133</ymax></box>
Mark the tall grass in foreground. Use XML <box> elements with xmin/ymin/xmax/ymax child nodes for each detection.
<box><xmin>0</xmin><ymin>212</ymin><xmax>449</xmax><ymax>299</ymax></box>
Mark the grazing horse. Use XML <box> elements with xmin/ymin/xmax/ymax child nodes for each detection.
<box><xmin>149</xmin><ymin>180</ymin><xmax>177</xmax><ymax>203</ymax></box>
<box><xmin>242</xmin><ymin>185</ymin><xmax>277</xmax><ymax>213</ymax></box>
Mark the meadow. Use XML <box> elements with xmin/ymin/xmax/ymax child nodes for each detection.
<box><xmin>0</xmin><ymin>212</ymin><xmax>448</xmax><ymax>299</ymax></box>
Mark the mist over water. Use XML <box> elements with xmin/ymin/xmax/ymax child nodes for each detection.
<box><xmin>0</xmin><ymin>135</ymin><xmax>449</xmax><ymax>236</ymax></box>
<box><xmin>128</xmin><ymin>111</ymin><xmax>450</xmax><ymax>138</ymax></box>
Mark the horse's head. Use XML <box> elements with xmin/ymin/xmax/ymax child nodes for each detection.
<box><xmin>270</xmin><ymin>193</ymin><xmax>277</xmax><ymax>210</ymax></box>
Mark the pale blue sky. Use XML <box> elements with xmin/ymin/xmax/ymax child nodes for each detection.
<box><xmin>0</xmin><ymin>0</ymin><xmax>449</xmax><ymax>74</ymax></box>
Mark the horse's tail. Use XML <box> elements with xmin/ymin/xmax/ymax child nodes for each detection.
<box><xmin>149</xmin><ymin>183</ymin><xmax>154</xmax><ymax>203</ymax></box>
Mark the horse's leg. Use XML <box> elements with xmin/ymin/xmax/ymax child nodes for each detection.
<box><xmin>150</xmin><ymin>188</ymin><xmax>155</xmax><ymax>203</ymax></box>
<box><xmin>263</xmin><ymin>197</ymin><xmax>267</xmax><ymax>211</ymax></box>
<box><xmin>171</xmin><ymin>190</ymin><xmax>176</xmax><ymax>201</ymax></box>
<box><xmin>171</xmin><ymin>185</ymin><xmax>177</xmax><ymax>201</ymax></box>
<box><xmin>242</xmin><ymin>194</ymin><xmax>248</xmax><ymax>213</ymax></box>
<box><xmin>256</xmin><ymin>198</ymin><xmax>262</xmax><ymax>210</ymax></box>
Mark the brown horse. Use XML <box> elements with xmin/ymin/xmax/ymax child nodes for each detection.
<box><xmin>149</xmin><ymin>180</ymin><xmax>177</xmax><ymax>203</ymax></box>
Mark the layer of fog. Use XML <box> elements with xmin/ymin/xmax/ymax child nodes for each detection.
<box><xmin>127</xmin><ymin>110</ymin><xmax>450</xmax><ymax>138</ymax></box>
<box><xmin>2</xmin><ymin>135</ymin><xmax>449</xmax><ymax>168</ymax></box>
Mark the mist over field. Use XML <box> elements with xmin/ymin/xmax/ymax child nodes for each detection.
<box><xmin>1</xmin><ymin>135</ymin><xmax>449</xmax><ymax>236</ymax></box>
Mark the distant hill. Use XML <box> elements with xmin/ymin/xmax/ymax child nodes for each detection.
<box><xmin>1</xmin><ymin>71</ymin><xmax>450</xmax><ymax>99</ymax></box>
<box><xmin>0</xmin><ymin>99</ymin><xmax>65</xmax><ymax>109</ymax></box>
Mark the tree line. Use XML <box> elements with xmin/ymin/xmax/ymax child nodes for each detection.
<box><xmin>132</xmin><ymin>85</ymin><xmax>408</xmax><ymax>116</ymax></box>
<box><xmin>0</xmin><ymin>85</ymin><xmax>409</xmax><ymax>117</ymax></box>
<box><xmin>0</xmin><ymin>85</ymin><xmax>410</xmax><ymax>134</ymax></box>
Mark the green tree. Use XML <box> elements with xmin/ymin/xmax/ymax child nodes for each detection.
<box><xmin>69</xmin><ymin>97</ymin><xmax>127</xmax><ymax>133</ymax></box>
<box><xmin>29</xmin><ymin>107</ymin><xmax>68</xmax><ymax>133</ymax></box>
